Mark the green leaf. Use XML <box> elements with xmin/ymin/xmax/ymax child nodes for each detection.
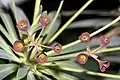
<box><xmin>0</xmin><ymin>11</ymin><xmax>18</xmax><ymax>43</ymax></box>
<box><xmin>42</xmin><ymin>11</ymin><xmax>61</xmax><ymax>44</ymax></box>
<box><xmin>0</xmin><ymin>49</ymin><xmax>21</xmax><ymax>63</ymax></box>
<box><xmin>0</xmin><ymin>24</ymin><xmax>13</xmax><ymax>43</ymax></box>
<box><xmin>33</xmin><ymin>0</ymin><xmax>41</xmax><ymax>21</ymax></box>
<box><xmin>10</xmin><ymin>0</ymin><xmax>29</xmax><ymax>24</ymax></box>
<box><xmin>44</xmin><ymin>69</ymin><xmax>78</xmax><ymax>80</ymax></box>
<box><xmin>0</xmin><ymin>36</ymin><xmax>12</xmax><ymax>53</ymax></box>
<box><xmin>27</xmin><ymin>71</ymin><xmax>36</xmax><ymax>80</ymax></box>
<box><xmin>15</xmin><ymin>7</ymin><xmax>30</xmax><ymax>24</ymax></box>
<box><xmin>43</xmin><ymin>1</ymin><xmax>63</xmax><ymax>44</ymax></box>
<box><xmin>58</xmin><ymin>72</ymin><xmax>79</xmax><ymax>80</ymax></box>
<box><xmin>55</xmin><ymin>60</ymin><xmax>83</xmax><ymax>69</ymax></box>
<box><xmin>17</xmin><ymin>65</ymin><xmax>29</xmax><ymax>80</ymax></box>
<box><xmin>0</xmin><ymin>64</ymin><xmax>18</xmax><ymax>80</ymax></box>
<box><xmin>34</xmin><ymin>70</ymin><xmax>52</xmax><ymax>80</ymax></box>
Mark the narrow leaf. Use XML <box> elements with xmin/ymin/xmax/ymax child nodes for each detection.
<box><xmin>42</xmin><ymin>11</ymin><xmax>61</xmax><ymax>44</ymax></box>
<box><xmin>0</xmin><ymin>64</ymin><xmax>18</xmax><ymax>80</ymax></box>
<box><xmin>33</xmin><ymin>0</ymin><xmax>41</xmax><ymax>21</ymax></box>
<box><xmin>10</xmin><ymin>0</ymin><xmax>29</xmax><ymax>23</ymax></box>
<box><xmin>27</xmin><ymin>71</ymin><xmax>36</xmax><ymax>80</ymax></box>
<box><xmin>0</xmin><ymin>24</ymin><xmax>13</xmax><ymax>43</ymax></box>
<box><xmin>0</xmin><ymin>11</ymin><xmax>18</xmax><ymax>42</ymax></box>
<box><xmin>45</xmin><ymin>69</ymin><xmax>78</xmax><ymax>80</ymax></box>
<box><xmin>43</xmin><ymin>0</ymin><xmax>63</xmax><ymax>44</ymax></box>
<box><xmin>17</xmin><ymin>65</ymin><xmax>29</xmax><ymax>80</ymax></box>
<box><xmin>0</xmin><ymin>49</ymin><xmax>21</xmax><ymax>63</ymax></box>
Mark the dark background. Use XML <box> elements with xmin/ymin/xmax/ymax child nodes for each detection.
<box><xmin>18</xmin><ymin>0</ymin><xmax>120</xmax><ymax>23</ymax></box>
<box><xmin>15</xmin><ymin>0</ymin><xmax>120</xmax><ymax>44</ymax></box>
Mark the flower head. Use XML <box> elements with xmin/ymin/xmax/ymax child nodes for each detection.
<box><xmin>36</xmin><ymin>53</ymin><xmax>47</xmax><ymax>63</ymax></box>
<box><xmin>53</xmin><ymin>43</ymin><xmax>62</xmax><ymax>54</ymax></box>
<box><xmin>13</xmin><ymin>40</ymin><xmax>24</xmax><ymax>52</ymax></box>
<box><xmin>98</xmin><ymin>60</ymin><xmax>110</xmax><ymax>72</ymax></box>
<box><xmin>77</xmin><ymin>54</ymin><xmax>88</xmax><ymax>64</ymax></box>
<box><xmin>79</xmin><ymin>32</ymin><xmax>90</xmax><ymax>42</ymax></box>
<box><xmin>40</xmin><ymin>12</ymin><xmax>51</xmax><ymax>28</ymax></box>
<box><xmin>100</xmin><ymin>36</ymin><xmax>110</xmax><ymax>47</ymax></box>
<box><xmin>17</xmin><ymin>20</ymin><xmax>29</xmax><ymax>31</ymax></box>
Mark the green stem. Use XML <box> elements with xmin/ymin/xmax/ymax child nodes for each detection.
<box><xmin>27</xmin><ymin>31</ymin><xmax>34</xmax><ymax>43</ymax></box>
<box><xmin>46</xmin><ymin>0</ymin><xmax>64</xmax><ymax>35</ymax></box>
<box><xmin>48</xmin><ymin>0</ymin><xmax>93</xmax><ymax>43</ymax></box>
<box><xmin>47</xmin><ymin>15</ymin><xmax>120</xmax><ymax>55</ymax></box>
<box><xmin>48</xmin><ymin>47</ymin><xmax>120</xmax><ymax>61</ymax></box>
<box><xmin>40</xmin><ymin>45</ymin><xmax>52</xmax><ymax>49</ymax></box>
<box><xmin>60</xmin><ymin>67</ymin><xmax>120</xmax><ymax>79</ymax></box>
<box><xmin>64</xmin><ymin>16</ymin><xmax>120</xmax><ymax>51</ymax></box>
<box><xmin>96</xmin><ymin>47</ymin><xmax>120</xmax><ymax>54</ymax></box>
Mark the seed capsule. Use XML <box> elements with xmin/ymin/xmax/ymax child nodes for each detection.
<box><xmin>17</xmin><ymin>20</ymin><xmax>28</xmax><ymax>31</ymax></box>
<box><xmin>98</xmin><ymin>60</ymin><xmax>110</xmax><ymax>72</ymax></box>
<box><xmin>36</xmin><ymin>53</ymin><xmax>47</xmax><ymax>63</ymax></box>
<box><xmin>77</xmin><ymin>54</ymin><xmax>88</xmax><ymax>64</ymax></box>
<box><xmin>79</xmin><ymin>32</ymin><xmax>90</xmax><ymax>42</ymax></box>
<box><xmin>13</xmin><ymin>40</ymin><xmax>24</xmax><ymax>52</ymax></box>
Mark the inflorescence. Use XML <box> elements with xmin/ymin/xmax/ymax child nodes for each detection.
<box><xmin>12</xmin><ymin>11</ymin><xmax>110</xmax><ymax>72</ymax></box>
<box><xmin>77</xmin><ymin>32</ymin><xmax>110</xmax><ymax>72</ymax></box>
<box><xmin>12</xmin><ymin>12</ymin><xmax>62</xmax><ymax>64</ymax></box>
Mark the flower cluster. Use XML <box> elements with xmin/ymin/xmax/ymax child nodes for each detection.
<box><xmin>12</xmin><ymin>12</ymin><xmax>62</xmax><ymax>64</ymax></box>
<box><xmin>77</xmin><ymin>32</ymin><xmax>110</xmax><ymax>72</ymax></box>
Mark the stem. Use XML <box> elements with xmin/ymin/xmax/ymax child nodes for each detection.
<box><xmin>40</xmin><ymin>45</ymin><xmax>52</xmax><ymax>49</ymax></box>
<box><xmin>60</xmin><ymin>67</ymin><xmax>120</xmax><ymax>79</ymax></box>
<box><xmin>46</xmin><ymin>0</ymin><xmax>64</xmax><ymax>36</ymax></box>
<box><xmin>51</xmin><ymin>15</ymin><xmax>120</xmax><ymax>53</ymax></box>
<box><xmin>48</xmin><ymin>0</ymin><xmax>93</xmax><ymax>44</ymax></box>
<box><xmin>47</xmin><ymin>40</ymin><xmax>80</xmax><ymax>55</ymax></box>
<box><xmin>91</xmin><ymin>46</ymin><xmax>101</xmax><ymax>53</ymax></box>
<box><xmin>48</xmin><ymin>47</ymin><xmax>120</xmax><ymax>61</ymax></box>
<box><xmin>96</xmin><ymin>47</ymin><xmax>120</xmax><ymax>53</ymax></box>
<box><xmin>27</xmin><ymin>31</ymin><xmax>34</xmax><ymax>43</ymax></box>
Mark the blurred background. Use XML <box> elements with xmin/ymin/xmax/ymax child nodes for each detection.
<box><xmin>1</xmin><ymin>0</ymin><xmax>120</xmax><ymax>80</ymax></box>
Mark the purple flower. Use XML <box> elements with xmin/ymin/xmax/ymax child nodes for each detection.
<box><xmin>77</xmin><ymin>54</ymin><xmax>88</xmax><ymax>64</ymax></box>
<box><xmin>13</xmin><ymin>40</ymin><xmax>24</xmax><ymax>52</ymax></box>
<box><xmin>16</xmin><ymin>20</ymin><xmax>29</xmax><ymax>31</ymax></box>
<box><xmin>36</xmin><ymin>53</ymin><xmax>47</xmax><ymax>63</ymax></box>
<box><xmin>79</xmin><ymin>32</ymin><xmax>90</xmax><ymax>42</ymax></box>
